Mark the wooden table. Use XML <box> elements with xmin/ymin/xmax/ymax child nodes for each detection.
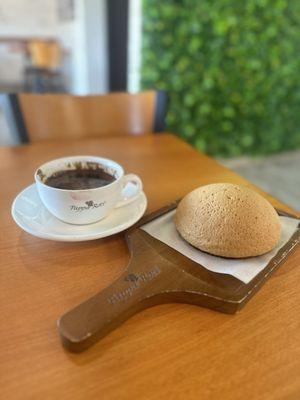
<box><xmin>1</xmin><ymin>134</ymin><xmax>299</xmax><ymax>400</ymax></box>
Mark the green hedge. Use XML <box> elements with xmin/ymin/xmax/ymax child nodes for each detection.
<box><xmin>141</xmin><ymin>0</ymin><xmax>300</xmax><ymax>156</ymax></box>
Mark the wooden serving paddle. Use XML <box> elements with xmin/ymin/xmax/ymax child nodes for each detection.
<box><xmin>58</xmin><ymin>203</ymin><xmax>300</xmax><ymax>352</ymax></box>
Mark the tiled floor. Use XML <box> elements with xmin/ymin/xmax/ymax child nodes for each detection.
<box><xmin>219</xmin><ymin>150</ymin><xmax>300</xmax><ymax>212</ymax></box>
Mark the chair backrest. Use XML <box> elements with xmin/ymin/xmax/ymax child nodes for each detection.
<box><xmin>9</xmin><ymin>91</ymin><xmax>166</xmax><ymax>143</ymax></box>
<box><xmin>27</xmin><ymin>40</ymin><xmax>61</xmax><ymax>69</ymax></box>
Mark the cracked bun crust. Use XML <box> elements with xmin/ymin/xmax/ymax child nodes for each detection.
<box><xmin>175</xmin><ymin>183</ymin><xmax>281</xmax><ymax>258</ymax></box>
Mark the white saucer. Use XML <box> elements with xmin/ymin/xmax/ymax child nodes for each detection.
<box><xmin>11</xmin><ymin>184</ymin><xmax>147</xmax><ymax>242</ymax></box>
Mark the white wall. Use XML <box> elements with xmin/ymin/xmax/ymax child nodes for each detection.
<box><xmin>57</xmin><ymin>0</ymin><xmax>108</xmax><ymax>94</ymax></box>
<box><xmin>128</xmin><ymin>0</ymin><xmax>142</xmax><ymax>92</ymax></box>
<box><xmin>0</xmin><ymin>0</ymin><xmax>108</xmax><ymax>94</ymax></box>
<box><xmin>0</xmin><ymin>0</ymin><xmax>109</xmax><ymax>145</ymax></box>
<box><xmin>0</xmin><ymin>0</ymin><xmax>57</xmax><ymax>37</ymax></box>
<box><xmin>58</xmin><ymin>0</ymin><xmax>89</xmax><ymax>94</ymax></box>
<box><xmin>67</xmin><ymin>0</ymin><xmax>108</xmax><ymax>94</ymax></box>
<box><xmin>83</xmin><ymin>0</ymin><xmax>108</xmax><ymax>93</ymax></box>
<box><xmin>0</xmin><ymin>0</ymin><xmax>57</xmax><ymax>86</ymax></box>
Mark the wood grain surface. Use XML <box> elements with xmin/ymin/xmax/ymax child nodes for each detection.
<box><xmin>19</xmin><ymin>91</ymin><xmax>156</xmax><ymax>142</ymax></box>
<box><xmin>1</xmin><ymin>134</ymin><xmax>299</xmax><ymax>400</ymax></box>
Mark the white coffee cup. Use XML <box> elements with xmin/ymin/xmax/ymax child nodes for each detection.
<box><xmin>35</xmin><ymin>156</ymin><xmax>143</xmax><ymax>225</ymax></box>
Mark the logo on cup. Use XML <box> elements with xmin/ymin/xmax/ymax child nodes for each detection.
<box><xmin>70</xmin><ymin>200</ymin><xmax>106</xmax><ymax>212</ymax></box>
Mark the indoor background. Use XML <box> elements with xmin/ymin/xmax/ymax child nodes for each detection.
<box><xmin>0</xmin><ymin>0</ymin><xmax>299</xmax><ymax>208</ymax></box>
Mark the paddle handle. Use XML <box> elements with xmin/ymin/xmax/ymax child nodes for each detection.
<box><xmin>58</xmin><ymin>259</ymin><xmax>166</xmax><ymax>352</ymax></box>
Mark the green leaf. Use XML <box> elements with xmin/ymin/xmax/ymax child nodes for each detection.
<box><xmin>141</xmin><ymin>0</ymin><xmax>300</xmax><ymax>157</ymax></box>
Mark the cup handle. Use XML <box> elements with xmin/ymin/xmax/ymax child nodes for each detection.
<box><xmin>115</xmin><ymin>174</ymin><xmax>143</xmax><ymax>208</ymax></box>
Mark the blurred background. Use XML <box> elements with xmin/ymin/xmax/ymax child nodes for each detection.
<box><xmin>0</xmin><ymin>0</ymin><xmax>299</xmax><ymax>208</ymax></box>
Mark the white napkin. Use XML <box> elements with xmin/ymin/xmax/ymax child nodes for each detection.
<box><xmin>141</xmin><ymin>210</ymin><xmax>299</xmax><ymax>284</ymax></box>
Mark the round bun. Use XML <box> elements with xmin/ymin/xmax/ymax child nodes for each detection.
<box><xmin>175</xmin><ymin>183</ymin><xmax>281</xmax><ymax>258</ymax></box>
